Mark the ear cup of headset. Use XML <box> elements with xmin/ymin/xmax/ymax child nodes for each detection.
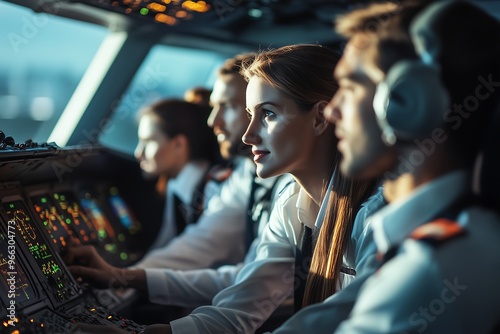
<box><xmin>372</xmin><ymin>1</ymin><xmax>459</xmax><ymax>145</ymax></box>
<box><xmin>373</xmin><ymin>59</ymin><xmax>450</xmax><ymax>144</ymax></box>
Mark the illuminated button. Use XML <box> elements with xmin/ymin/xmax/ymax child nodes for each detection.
<box><xmin>176</xmin><ymin>10</ymin><xmax>187</xmax><ymax>18</ymax></box>
<box><xmin>155</xmin><ymin>13</ymin><xmax>176</xmax><ymax>25</ymax></box>
<box><xmin>104</xmin><ymin>243</ymin><xmax>116</xmax><ymax>253</ymax></box>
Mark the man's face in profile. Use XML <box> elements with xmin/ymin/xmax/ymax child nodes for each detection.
<box><xmin>325</xmin><ymin>35</ymin><xmax>398</xmax><ymax>179</ymax></box>
<box><xmin>208</xmin><ymin>74</ymin><xmax>251</xmax><ymax>159</ymax></box>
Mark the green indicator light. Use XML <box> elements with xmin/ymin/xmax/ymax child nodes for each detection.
<box><xmin>9</xmin><ymin>204</ymin><xmax>14</xmax><ymax>209</ymax></box>
<box><xmin>41</xmin><ymin>197</ymin><xmax>47</xmax><ymax>203</ymax></box>
<box><xmin>44</xmin><ymin>221</ymin><xmax>48</xmax><ymax>226</ymax></box>
<box><xmin>140</xmin><ymin>8</ymin><xmax>149</xmax><ymax>15</ymax></box>
<box><xmin>120</xmin><ymin>252</ymin><xmax>128</xmax><ymax>261</ymax></box>
<box><xmin>65</xmin><ymin>219</ymin><xmax>71</xmax><ymax>224</ymax></box>
<box><xmin>105</xmin><ymin>244</ymin><xmax>117</xmax><ymax>253</ymax></box>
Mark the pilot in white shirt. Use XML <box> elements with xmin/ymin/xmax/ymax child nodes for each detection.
<box><xmin>168</xmin><ymin>174</ymin><xmax>385</xmax><ymax>334</ymax></box>
<box><xmin>145</xmin><ymin>173</ymin><xmax>291</xmax><ymax>307</ymax></box>
<box><xmin>132</xmin><ymin>157</ymin><xmax>255</xmax><ymax>271</ymax></box>
<box><xmin>336</xmin><ymin>171</ymin><xmax>500</xmax><ymax>334</ymax></box>
<box><xmin>144</xmin><ymin>160</ymin><xmax>218</xmax><ymax>252</ymax></box>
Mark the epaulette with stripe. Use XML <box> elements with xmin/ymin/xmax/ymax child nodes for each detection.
<box><xmin>375</xmin><ymin>219</ymin><xmax>467</xmax><ymax>270</ymax></box>
<box><xmin>410</xmin><ymin>218</ymin><xmax>466</xmax><ymax>246</ymax></box>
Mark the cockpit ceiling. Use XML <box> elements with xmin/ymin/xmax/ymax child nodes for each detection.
<box><xmin>3</xmin><ymin>0</ymin><xmax>360</xmax><ymax>47</ymax></box>
<box><xmin>5</xmin><ymin>1</ymin><xmax>500</xmax><ymax>48</ymax></box>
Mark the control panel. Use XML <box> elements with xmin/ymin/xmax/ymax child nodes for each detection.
<box><xmin>0</xmin><ymin>143</ymin><xmax>163</xmax><ymax>333</ymax></box>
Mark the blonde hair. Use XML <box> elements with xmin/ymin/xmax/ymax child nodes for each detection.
<box><xmin>243</xmin><ymin>44</ymin><xmax>378</xmax><ymax>305</ymax></box>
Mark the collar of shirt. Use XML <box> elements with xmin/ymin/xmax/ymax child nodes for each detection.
<box><xmin>369</xmin><ymin>169</ymin><xmax>470</xmax><ymax>254</ymax></box>
<box><xmin>296</xmin><ymin>173</ymin><xmax>334</xmax><ymax>229</ymax></box>
<box><xmin>315</xmin><ymin>172</ymin><xmax>335</xmax><ymax>230</ymax></box>
<box><xmin>253</xmin><ymin>174</ymin><xmax>282</xmax><ymax>197</ymax></box>
<box><xmin>168</xmin><ymin>161</ymin><xmax>210</xmax><ymax>204</ymax></box>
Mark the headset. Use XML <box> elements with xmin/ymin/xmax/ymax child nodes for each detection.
<box><xmin>372</xmin><ymin>0</ymin><xmax>458</xmax><ymax>146</ymax></box>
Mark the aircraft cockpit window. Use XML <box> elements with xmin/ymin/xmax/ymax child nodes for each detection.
<box><xmin>99</xmin><ymin>44</ymin><xmax>226</xmax><ymax>155</ymax></box>
<box><xmin>0</xmin><ymin>1</ymin><xmax>107</xmax><ymax>145</ymax></box>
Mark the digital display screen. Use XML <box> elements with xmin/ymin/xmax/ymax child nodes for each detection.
<box><xmin>53</xmin><ymin>192</ymin><xmax>98</xmax><ymax>244</ymax></box>
<box><xmin>0</xmin><ymin>229</ymin><xmax>36</xmax><ymax>305</ymax></box>
<box><xmin>31</xmin><ymin>194</ymin><xmax>77</xmax><ymax>250</ymax></box>
<box><xmin>79</xmin><ymin>188</ymin><xmax>141</xmax><ymax>263</ymax></box>
<box><xmin>79</xmin><ymin>192</ymin><xmax>123</xmax><ymax>257</ymax></box>
<box><xmin>80</xmin><ymin>196</ymin><xmax>116</xmax><ymax>242</ymax></box>
<box><xmin>108</xmin><ymin>186</ymin><xmax>141</xmax><ymax>235</ymax></box>
<box><xmin>53</xmin><ymin>189</ymin><xmax>137</xmax><ymax>264</ymax></box>
<box><xmin>1</xmin><ymin>200</ymin><xmax>76</xmax><ymax>304</ymax></box>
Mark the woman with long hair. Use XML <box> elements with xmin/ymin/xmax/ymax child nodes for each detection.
<box><xmin>241</xmin><ymin>44</ymin><xmax>381</xmax><ymax>309</ymax></box>
<box><xmin>66</xmin><ymin>44</ymin><xmax>384</xmax><ymax>334</ymax></box>
<box><xmin>158</xmin><ymin>44</ymin><xmax>383</xmax><ymax>333</ymax></box>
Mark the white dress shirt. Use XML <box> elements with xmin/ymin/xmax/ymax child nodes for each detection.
<box><xmin>169</xmin><ymin>175</ymin><xmax>385</xmax><ymax>334</ymax></box>
<box><xmin>266</xmin><ymin>183</ymin><xmax>385</xmax><ymax>334</ymax></box>
<box><xmin>144</xmin><ymin>174</ymin><xmax>292</xmax><ymax>307</ymax></box>
<box><xmin>145</xmin><ymin>161</ymin><xmax>212</xmax><ymax>252</ymax></box>
<box><xmin>133</xmin><ymin>158</ymin><xmax>255</xmax><ymax>271</ymax></box>
<box><xmin>335</xmin><ymin>170</ymin><xmax>500</xmax><ymax>333</ymax></box>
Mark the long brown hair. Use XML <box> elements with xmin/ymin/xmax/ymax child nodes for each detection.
<box><xmin>242</xmin><ymin>44</ymin><xmax>378</xmax><ymax>306</ymax></box>
<box><xmin>303</xmin><ymin>154</ymin><xmax>377</xmax><ymax>305</ymax></box>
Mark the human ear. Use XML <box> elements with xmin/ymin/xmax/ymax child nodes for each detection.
<box><xmin>312</xmin><ymin>100</ymin><xmax>330</xmax><ymax>136</ymax></box>
<box><xmin>172</xmin><ymin>134</ymin><xmax>189</xmax><ymax>152</ymax></box>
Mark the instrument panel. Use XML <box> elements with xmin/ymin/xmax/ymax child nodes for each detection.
<box><xmin>0</xmin><ymin>146</ymin><xmax>160</xmax><ymax>334</ymax></box>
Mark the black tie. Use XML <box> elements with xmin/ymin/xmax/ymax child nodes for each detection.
<box><xmin>244</xmin><ymin>177</ymin><xmax>280</xmax><ymax>252</ymax></box>
<box><xmin>173</xmin><ymin>194</ymin><xmax>188</xmax><ymax>235</ymax></box>
<box><xmin>294</xmin><ymin>224</ymin><xmax>313</xmax><ymax>312</ymax></box>
<box><xmin>244</xmin><ymin>178</ymin><xmax>260</xmax><ymax>252</ymax></box>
